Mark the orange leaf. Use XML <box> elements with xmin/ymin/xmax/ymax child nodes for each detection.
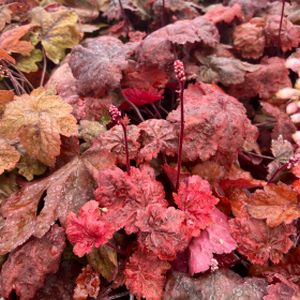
<box><xmin>0</xmin><ymin>87</ymin><xmax>77</xmax><ymax>166</ymax></box>
<box><xmin>0</xmin><ymin>90</ymin><xmax>14</xmax><ymax>114</ymax></box>
<box><xmin>0</xmin><ymin>48</ymin><xmax>15</xmax><ymax>64</ymax></box>
<box><xmin>246</xmin><ymin>183</ymin><xmax>300</xmax><ymax>228</ymax></box>
<box><xmin>0</xmin><ymin>139</ymin><xmax>20</xmax><ymax>175</ymax></box>
<box><xmin>0</xmin><ymin>24</ymin><xmax>36</xmax><ymax>56</ymax></box>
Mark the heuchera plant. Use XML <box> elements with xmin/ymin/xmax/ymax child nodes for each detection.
<box><xmin>0</xmin><ymin>0</ymin><xmax>300</xmax><ymax>299</ymax></box>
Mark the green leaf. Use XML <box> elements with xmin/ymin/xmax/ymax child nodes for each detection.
<box><xmin>87</xmin><ymin>245</ymin><xmax>118</xmax><ymax>282</ymax></box>
<box><xmin>17</xmin><ymin>154</ymin><xmax>47</xmax><ymax>181</ymax></box>
<box><xmin>16</xmin><ymin>49</ymin><xmax>43</xmax><ymax>73</ymax></box>
<box><xmin>31</xmin><ymin>7</ymin><xmax>81</xmax><ymax>64</ymax></box>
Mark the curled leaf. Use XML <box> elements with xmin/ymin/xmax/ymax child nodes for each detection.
<box><xmin>73</xmin><ymin>265</ymin><xmax>100</xmax><ymax>300</ymax></box>
<box><xmin>173</xmin><ymin>175</ymin><xmax>219</xmax><ymax>236</ymax></box>
<box><xmin>138</xmin><ymin>119</ymin><xmax>178</xmax><ymax>162</ymax></box>
<box><xmin>16</xmin><ymin>48</ymin><xmax>43</xmax><ymax>73</ymax></box>
<box><xmin>233</xmin><ymin>18</ymin><xmax>265</xmax><ymax>59</ymax></box>
<box><xmin>136</xmin><ymin>204</ymin><xmax>187</xmax><ymax>260</ymax></box>
<box><xmin>125</xmin><ymin>250</ymin><xmax>171</xmax><ymax>300</ymax></box>
<box><xmin>0</xmin><ymin>24</ymin><xmax>36</xmax><ymax>56</ymax></box>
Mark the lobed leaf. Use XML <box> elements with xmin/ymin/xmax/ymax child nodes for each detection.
<box><xmin>0</xmin><ymin>24</ymin><xmax>36</xmax><ymax>56</ymax></box>
<box><xmin>31</xmin><ymin>7</ymin><xmax>81</xmax><ymax>64</ymax></box>
<box><xmin>0</xmin><ymin>88</ymin><xmax>78</xmax><ymax>166</ymax></box>
<box><xmin>136</xmin><ymin>204</ymin><xmax>188</xmax><ymax>260</ymax></box>
<box><xmin>167</xmin><ymin>83</ymin><xmax>258</xmax><ymax>165</ymax></box>
<box><xmin>73</xmin><ymin>264</ymin><xmax>100</xmax><ymax>300</ymax></box>
<box><xmin>245</xmin><ymin>183</ymin><xmax>300</xmax><ymax>228</ymax></box>
<box><xmin>124</xmin><ymin>250</ymin><xmax>171</xmax><ymax>300</ymax></box>
<box><xmin>188</xmin><ymin>208</ymin><xmax>237</xmax><ymax>275</ymax></box>
<box><xmin>229</xmin><ymin>216</ymin><xmax>296</xmax><ymax>265</ymax></box>
<box><xmin>66</xmin><ymin>200</ymin><xmax>114</xmax><ymax>257</ymax></box>
<box><xmin>0</xmin><ymin>149</ymin><xmax>115</xmax><ymax>254</ymax></box>
<box><xmin>69</xmin><ymin>36</ymin><xmax>129</xmax><ymax>96</ymax></box>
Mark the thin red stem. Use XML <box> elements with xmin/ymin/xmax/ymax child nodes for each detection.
<box><xmin>176</xmin><ymin>81</ymin><xmax>184</xmax><ymax>191</ymax></box>
<box><xmin>278</xmin><ymin>0</ymin><xmax>286</xmax><ymax>51</ymax></box>
<box><xmin>268</xmin><ymin>162</ymin><xmax>288</xmax><ymax>183</ymax></box>
<box><xmin>120</xmin><ymin>121</ymin><xmax>131</xmax><ymax>175</ymax></box>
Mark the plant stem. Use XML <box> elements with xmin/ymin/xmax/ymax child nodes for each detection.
<box><xmin>176</xmin><ymin>81</ymin><xmax>184</xmax><ymax>191</ymax></box>
<box><xmin>40</xmin><ymin>48</ymin><xmax>47</xmax><ymax>87</ymax></box>
<box><xmin>151</xmin><ymin>103</ymin><xmax>162</xmax><ymax>118</ymax></box>
<box><xmin>122</xmin><ymin>91</ymin><xmax>145</xmax><ymax>122</ymax></box>
<box><xmin>268</xmin><ymin>162</ymin><xmax>287</xmax><ymax>183</ymax></box>
<box><xmin>278</xmin><ymin>0</ymin><xmax>286</xmax><ymax>51</ymax></box>
<box><xmin>161</xmin><ymin>0</ymin><xmax>166</xmax><ymax>26</ymax></box>
<box><xmin>118</xmin><ymin>0</ymin><xmax>129</xmax><ymax>35</ymax></box>
<box><xmin>120</xmin><ymin>121</ymin><xmax>131</xmax><ymax>175</ymax></box>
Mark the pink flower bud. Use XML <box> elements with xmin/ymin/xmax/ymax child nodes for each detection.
<box><xmin>174</xmin><ymin>60</ymin><xmax>186</xmax><ymax>82</ymax></box>
<box><xmin>109</xmin><ymin>104</ymin><xmax>121</xmax><ymax>124</ymax></box>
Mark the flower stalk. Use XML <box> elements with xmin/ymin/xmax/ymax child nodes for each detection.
<box><xmin>109</xmin><ymin>104</ymin><xmax>131</xmax><ymax>175</ymax></box>
<box><xmin>174</xmin><ymin>60</ymin><xmax>186</xmax><ymax>191</ymax></box>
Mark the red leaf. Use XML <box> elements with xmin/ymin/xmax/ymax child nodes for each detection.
<box><xmin>92</xmin><ymin>124</ymin><xmax>140</xmax><ymax>166</ymax></box>
<box><xmin>95</xmin><ymin>167</ymin><xmax>167</xmax><ymax>234</ymax></box>
<box><xmin>264</xmin><ymin>276</ymin><xmax>300</xmax><ymax>300</ymax></box>
<box><xmin>73</xmin><ymin>265</ymin><xmax>100</xmax><ymax>300</ymax></box>
<box><xmin>138</xmin><ymin>119</ymin><xmax>178</xmax><ymax>162</ymax></box>
<box><xmin>35</xmin><ymin>260</ymin><xmax>81</xmax><ymax>299</ymax></box>
<box><xmin>264</xmin><ymin>15</ymin><xmax>300</xmax><ymax>52</ymax></box>
<box><xmin>228</xmin><ymin>57</ymin><xmax>292</xmax><ymax>100</ymax></box>
<box><xmin>167</xmin><ymin>83</ymin><xmax>258</xmax><ymax>165</ymax></box>
<box><xmin>173</xmin><ymin>175</ymin><xmax>219</xmax><ymax>236</ymax></box>
<box><xmin>204</xmin><ymin>3</ymin><xmax>244</xmax><ymax>24</ymax></box>
<box><xmin>229</xmin><ymin>216</ymin><xmax>296</xmax><ymax>265</ymax></box>
<box><xmin>122</xmin><ymin>87</ymin><xmax>162</xmax><ymax>107</ymax></box>
<box><xmin>0</xmin><ymin>225</ymin><xmax>65</xmax><ymax>300</ymax></box>
<box><xmin>122</xmin><ymin>63</ymin><xmax>168</xmax><ymax>91</ymax></box>
<box><xmin>188</xmin><ymin>208</ymin><xmax>237</xmax><ymax>274</ymax></box>
<box><xmin>124</xmin><ymin>250</ymin><xmax>171</xmax><ymax>300</ymax></box>
<box><xmin>228</xmin><ymin>0</ymin><xmax>268</xmax><ymax>18</ymax></box>
<box><xmin>261</xmin><ymin>102</ymin><xmax>296</xmax><ymax>141</ymax></box>
<box><xmin>137</xmin><ymin>16</ymin><xmax>219</xmax><ymax>67</ymax></box>
<box><xmin>66</xmin><ymin>200</ymin><xmax>114</xmax><ymax>257</ymax></box>
<box><xmin>136</xmin><ymin>204</ymin><xmax>188</xmax><ymax>260</ymax></box>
